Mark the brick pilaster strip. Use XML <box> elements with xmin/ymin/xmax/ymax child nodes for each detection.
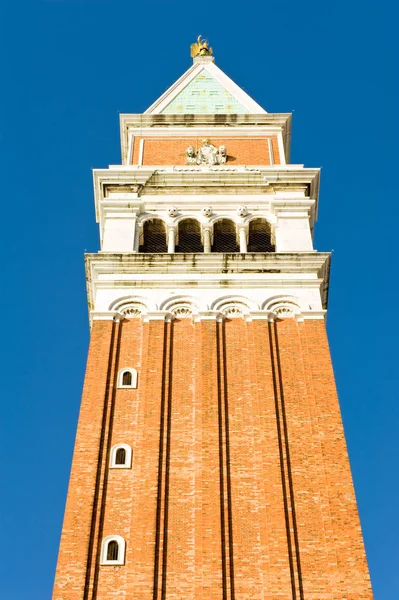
<box><xmin>268</xmin><ymin>319</ymin><xmax>303</xmax><ymax>600</ymax></box>
<box><xmin>53</xmin><ymin>319</ymin><xmax>119</xmax><ymax>600</ymax></box>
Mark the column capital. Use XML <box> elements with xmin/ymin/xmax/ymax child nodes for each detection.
<box><xmin>244</xmin><ymin>311</ymin><xmax>274</xmax><ymax>322</ymax></box>
<box><xmin>141</xmin><ymin>311</ymin><xmax>172</xmax><ymax>322</ymax></box>
<box><xmin>192</xmin><ymin>311</ymin><xmax>224</xmax><ymax>323</ymax></box>
<box><xmin>91</xmin><ymin>310</ymin><xmax>122</xmax><ymax>321</ymax></box>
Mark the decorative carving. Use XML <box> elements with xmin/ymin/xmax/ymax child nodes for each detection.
<box><xmin>263</xmin><ymin>296</ymin><xmax>301</xmax><ymax>319</ymax></box>
<box><xmin>186</xmin><ymin>140</ymin><xmax>228</xmax><ymax>165</ymax></box>
<box><xmin>218</xmin><ymin>145</ymin><xmax>227</xmax><ymax>164</ymax></box>
<box><xmin>201</xmin><ymin>206</ymin><xmax>213</xmax><ymax>217</ymax></box>
<box><xmin>186</xmin><ymin>146</ymin><xmax>197</xmax><ymax>165</ymax></box>
<box><xmin>167</xmin><ymin>206</ymin><xmax>178</xmax><ymax>217</ymax></box>
<box><xmin>119</xmin><ymin>303</ymin><xmax>146</xmax><ymax>318</ymax></box>
<box><xmin>197</xmin><ymin>139</ymin><xmax>219</xmax><ymax>165</ymax></box>
<box><xmin>122</xmin><ymin>308</ymin><xmax>142</xmax><ymax>318</ymax></box>
<box><xmin>274</xmin><ymin>307</ymin><xmax>294</xmax><ymax>318</ymax></box>
<box><xmin>190</xmin><ymin>35</ymin><xmax>213</xmax><ymax>58</ymax></box>
<box><xmin>172</xmin><ymin>306</ymin><xmax>193</xmax><ymax>317</ymax></box>
<box><xmin>237</xmin><ymin>205</ymin><xmax>248</xmax><ymax>217</ymax></box>
<box><xmin>222</xmin><ymin>306</ymin><xmax>243</xmax><ymax>318</ymax></box>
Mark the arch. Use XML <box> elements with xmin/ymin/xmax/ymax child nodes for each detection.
<box><xmin>159</xmin><ymin>295</ymin><xmax>208</xmax><ymax>317</ymax></box>
<box><xmin>107</xmin><ymin>541</ymin><xmax>119</xmax><ymax>561</ymax></box>
<box><xmin>212</xmin><ymin>219</ymin><xmax>239</xmax><ymax>253</ymax></box>
<box><xmin>211</xmin><ymin>295</ymin><xmax>259</xmax><ymax>318</ymax></box>
<box><xmin>117</xmin><ymin>368</ymin><xmax>138</xmax><ymax>389</ymax></box>
<box><xmin>139</xmin><ymin>218</ymin><xmax>167</xmax><ymax>253</ymax></box>
<box><xmin>110</xmin><ymin>443</ymin><xmax>132</xmax><ymax>468</ymax></box>
<box><xmin>115</xmin><ymin>447</ymin><xmax>126</xmax><ymax>465</ymax></box>
<box><xmin>247</xmin><ymin>218</ymin><xmax>275</xmax><ymax>252</ymax></box>
<box><xmin>243</xmin><ymin>212</ymin><xmax>278</xmax><ymax>226</ymax></box>
<box><xmin>262</xmin><ymin>295</ymin><xmax>301</xmax><ymax>319</ymax></box>
<box><xmin>100</xmin><ymin>535</ymin><xmax>126</xmax><ymax>565</ymax></box>
<box><xmin>176</xmin><ymin>218</ymin><xmax>203</xmax><ymax>253</ymax></box>
<box><xmin>109</xmin><ymin>296</ymin><xmax>157</xmax><ymax>317</ymax></box>
<box><xmin>122</xmin><ymin>371</ymin><xmax>132</xmax><ymax>386</ymax></box>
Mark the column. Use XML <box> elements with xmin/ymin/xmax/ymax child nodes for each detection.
<box><xmin>168</xmin><ymin>228</ymin><xmax>176</xmax><ymax>253</ymax></box>
<box><xmin>239</xmin><ymin>228</ymin><xmax>247</xmax><ymax>253</ymax></box>
<box><xmin>203</xmin><ymin>228</ymin><xmax>212</xmax><ymax>253</ymax></box>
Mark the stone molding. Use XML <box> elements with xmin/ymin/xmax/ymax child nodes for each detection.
<box><xmin>88</xmin><ymin>293</ymin><xmax>327</xmax><ymax>327</ymax></box>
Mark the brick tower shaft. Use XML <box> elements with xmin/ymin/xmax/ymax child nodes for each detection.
<box><xmin>53</xmin><ymin>43</ymin><xmax>373</xmax><ymax>600</ymax></box>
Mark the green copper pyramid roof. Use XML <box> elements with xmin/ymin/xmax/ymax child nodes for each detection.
<box><xmin>160</xmin><ymin>69</ymin><xmax>250</xmax><ymax>114</ymax></box>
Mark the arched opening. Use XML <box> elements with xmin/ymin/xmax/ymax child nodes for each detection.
<box><xmin>212</xmin><ymin>219</ymin><xmax>239</xmax><ymax>252</ymax></box>
<box><xmin>110</xmin><ymin>444</ymin><xmax>132</xmax><ymax>468</ymax></box>
<box><xmin>115</xmin><ymin>448</ymin><xmax>126</xmax><ymax>465</ymax></box>
<box><xmin>107</xmin><ymin>540</ymin><xmax>119</xmax><ymax>561</ymax></box>
<box><xmin>122</xmin><ymin>371</ymin><xmax>132</xmax><ymax>386</ymax></box>
<box><xmin>117</xmin><ymin>368</ymin><xmax>138</xmax><ymax>389</ymax></box>
<box><xmin>247</xmin><ymin>219</ymin><xmax>275</xmax><ymax>252</ymax></box>
<box><xmin>176</xmin><ymin>219</ymin><xmax>203</xmax><ymax>253</ymax></box>
<box><xmin>139</xmin><ymin>219</ymin><xmax>167</xmax><ymax>253</ymax></box>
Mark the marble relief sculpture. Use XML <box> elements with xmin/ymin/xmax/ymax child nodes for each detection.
<box><xmin>186</xmin><ymin>140</ymin><xmax>228</xmax><ymax>165</ymax></box>
<box><xmin>167</xmin><ymin>206</ymin><xmax>178</xmax><ymax>217</ymax></box>
<box><xmin>218</xmin><ymin>145</ymin><xmax>227</xmax><ymax>164</ymax></box>
<box><xmin>201</xmin><ymin>206</ymin><xmax>213</xmax><ymax>217</ymax></box>
<box><xmin>237</xmin><ymin>205</ymin><xmax>248</xmax><ymax>217</ymax></box>
<box><xmin>186</xmin><ymin>146</ymin><xmax>197</xmax><ymax>165</ymax></box>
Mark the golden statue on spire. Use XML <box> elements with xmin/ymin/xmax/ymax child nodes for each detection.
<box><xmin>190</xmin><ymin>35</ymin><xmax>213</xmax><ymax>58</ymax></box>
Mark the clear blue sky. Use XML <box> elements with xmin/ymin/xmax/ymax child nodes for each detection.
<box><xmin>0</xmin><ymin>1</ymin><xmax>397</xmax><ymax>598</ymax></box>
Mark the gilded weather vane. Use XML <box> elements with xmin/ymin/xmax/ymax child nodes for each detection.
<box><xmin>190</xmin><ymin>35</ymin><xmax>213</xmax><ymax>58</ymax></box>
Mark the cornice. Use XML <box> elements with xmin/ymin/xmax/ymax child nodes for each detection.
<box><xmin>85</xmin><ymin>251</ymin><xmax>330</xmax><ymax>274</ymax></box>
<box><xmin>120</xmin><ymin>113</ymin><xmax>291</xmax><ymax>128</ymax></box>
<box><xmin>93</xmin><ymin>166</ymin><xmax>320</xmax><ymax>223</ymax></box>
<box><xmin>85</xmin><ymin>251</ymin><xmax>331</xmax><ymax>315</ymax></box>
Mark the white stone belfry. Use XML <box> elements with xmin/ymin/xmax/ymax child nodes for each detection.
<box><xmin>87</xmin><ymin>49</ymin><xmax>329</xmax><ymax>324</ymax></box>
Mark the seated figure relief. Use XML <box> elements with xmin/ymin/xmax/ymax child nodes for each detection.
<box><xmin>186</xmin><ymin>140</ymin><xmax>228</xmax><ymax>165</ymax></box>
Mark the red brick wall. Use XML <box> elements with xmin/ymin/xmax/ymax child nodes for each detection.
<box><xmin>53</xmin><ymin>316</ymin><xmax>373</xmax><ymax>600</ymax></box>
<box><xmin>132</xmin><ymin>137</ymin><xmax>281</xmax><ymax>166</ymax></box>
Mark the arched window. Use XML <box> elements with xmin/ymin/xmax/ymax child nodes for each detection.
<box><xmin>139</xmin><ymin>219</ymin><xmax>167</xmax><ymax>253</ymax></box>
<box><xmin>117</xmin><ymin>368</ymin><xmax>138</xmax><ymax>389</ymax></box>
<box><xmin>100</xmin><ymin>535</ymin><xmax>126</xmax><ymax>565</ymax></box>
<box><xmin>122</xmin><ymin>371</ymin><xmax>132</xmax><ymax>386</ymax></box>
<box><xmin>110</xmin><ymin>444</ymin><xmax>132</xmax><ymax>469</ymax></box>
<box><xmin>247</xmin><ymin>219</ymin><xmax>275</xmax><ymax>252</ymax></box>
<box><xmin>107</xmin><ymin>540</ymin><xmax>119</xmax><ymax>561</ymax></box>
<box><xmin>212</xmin><ymin>219</ymin><xmax>239</xmax><ymax>252</ymax></box>
<box><xmin>176</xmin><ymin>219</ymin><xmax>203</xmax><ymax>253</ymax></box>
<box><xmin>115</xmin><ymin>448</ymin><xmax>126</xmax><ymax>465</ymax></box>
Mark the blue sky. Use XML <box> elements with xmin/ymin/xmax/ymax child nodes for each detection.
<box><xmin>0</xmin><ymin>0</ymin><xmax>397</xmax><ymax>598</ymax></box>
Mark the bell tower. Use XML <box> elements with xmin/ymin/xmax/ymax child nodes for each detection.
<box><xmin>53</xmin><ymin>39</ymin><xmax>373</xmax><ymax>600</ymax></box>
